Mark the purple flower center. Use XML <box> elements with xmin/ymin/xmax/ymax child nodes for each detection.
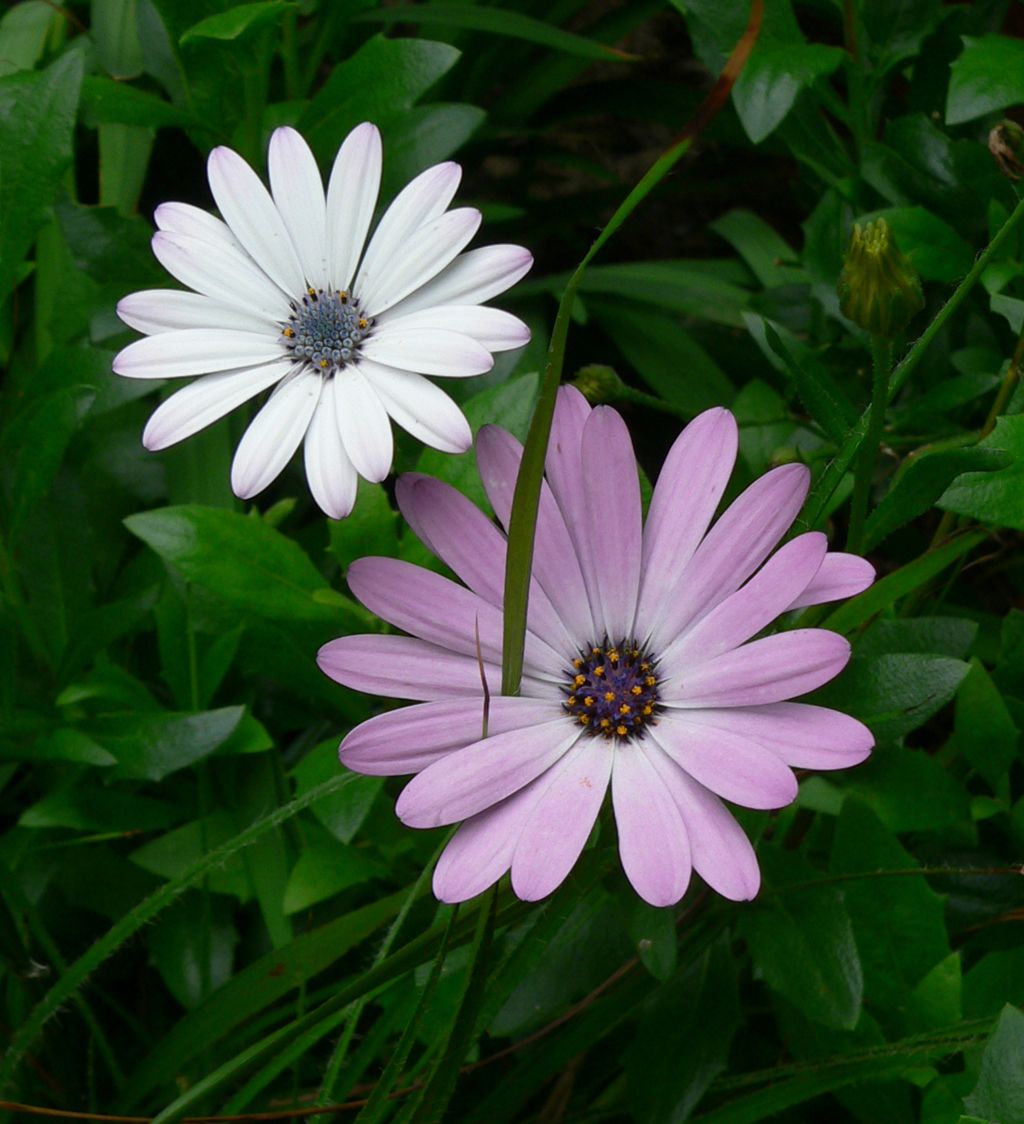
<box><xmin>563</xmin><ymin>641</ymin><xmax>660</xmax><ymax>741</ymax></box>
<box><xmin>281</xmin><ymin>287</ymin><xmax>375</xmax><ymax>373</ymax></box>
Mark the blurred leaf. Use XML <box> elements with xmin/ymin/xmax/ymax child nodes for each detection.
<box><xmin>148</xmin><ymin>895</ymin><xmax>238</xmax><ymax>1009</ymax></box>
<box><xmin>963</xmin><ymin>1004</ymin><xmax>1024</xmax><ymax>1123</ymax></box>
<box><xmin>327</xmin><ymin>482</ymin><xmax>400</xmax><ymax>572</ymax></box>
<box><xmin>741</xmin><ymin>849</ymin><xmax>863</xmax><ymax>1031</ymax></box>
<box><xmin>125</xmin><ymin>505</ymin><xmax>364</xmax><ymax>625</ymax></box>
<box><xmin>355</xmin><ymin>4</ymin><xmax>634</xmax><ymax>61</ymax></box>
<box><xmin>292</xmin><ymin>738</ymin><xmax>382</xmax><ymax>844</ymax></box>
<box><xmin>19</xmin><ymin>785</ymin><xmax>179</xmax><ymax>831</ymax></box>
<box><xmin>381</xmin><ymin>102</ymin><xmax>485</xmax><ymax>195</ymax></box>
<box><xmin>625</xmin><ymin>899</ymin><xmax>677</xmax><ymax>982</ymax></box>
<box><xmin>954</xmin><ymin>659</ymin><xmax>1019</xmax><ymax>790</ymax></box>
<box><xmin>843</xmin><ymin>746</ymin><xmax>971</xmax><ymax>833</ymax></box>
<box><xmin>626</xmin><ymin>936</ymin><xmax>739</xmax><ymax>1122</ymax></box>
<box><xmin>0</xmin><ymin>0</ymin><xmax>54</xmax><ymax>76</ymax></box>
<box><xmin>940</xmin><ymin>416</ymin><xmax>1024</xmax><ymax>530</ymax></box>
<box><xmin>283</xmin><ymin>823</ymin><xmax>384</xmax><ymax>913</ymax></box>
<box><xmin>711</xmin><ymin>209</ymin><xmax>802</xmax><ymax>288</ymax></box>
<box><xmin>831</xmin><ymin>800</ymin><xmax>949</xmax><ymax>1018</ymax></box>
<box><xmin>856</xmin><ymin>617</ymin><xmax>977</xmax><ymax>661</ymax></box>
<box><xmin>131</xmin><ymin>813</ymin><xmax>252</xmax><ymax>899</ymax></box>
<box><xmin>92</xmin><ymin>0</ymin><xmax>145</xmax><ymax>78</ymax></box>
<box><xmin>964</xmin><ymin>949</ymin><xmax>1024</xmax><ymax>1019</ymax></box>
<box><xmin>81</xmin><ymin>75</ymin><xmax>193</xmax><ymax>128</ymax></box>
<box><xmin>947</xmin><ymin>35</ymin><xmax>1024</xmax><ymax>126</ymax></box>
<box><xmin>733</xmin><ymin>42</ymin><xmax>844</xmax><ymax>143</ymax></box>
<box><xmin>180</xmin><ymin>1</ymin><xmax>292</xmax><ymax>43</ymax></box>
<box><xmin>97</xmin><ymin>706</ymin><xmax>244</xmax><ymax>781</ymax></box>
<box><xmin>300</xmin><ymin>36</ymin><xmax>460</xmax><ymax>163</ymax></box>
<box><xmin>864</xmin><ymin>447</ymin><xmax>1010</xmax><ymax>551</ymax></box>
<box><xmin>862</xmin><ymin>0</ymin><xmax>945</xmax><ymax>72</ymax></box>
<box><xmin>907</xmin><ymin>953</ymin><xmax>962</xmax><ymax>1033</ymax></box>
<box><xmin>860</xmin><ymin>206</ymin><xmax>973</xmax><ymax>282</ymax></box>
<box><xmin>0</xmin><ymin>50</ymin><xmax>83</xmax><ymax>302</ymax></box>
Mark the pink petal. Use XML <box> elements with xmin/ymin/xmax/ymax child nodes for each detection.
<box><xmin>649</xmin><ymin>463</ymin><xmax>810</xmax><ymax>651</ymax></box>
<box><xmin>340</xmin><ymin>697</ymin><xmax>563</xmax><ymax>776</ymax></box>
<box><xmin>636</xmin><ymin>407</ymin><xmax>738</xmax><ymax>639</ymax></box>
<box><xmin>651</xmin><ymin>716</ymin><xmax>799</xmax><ymax>810</ymax></box>
<box><xmin>787</xmin><ymin>552</ymin><xmax>876</xmax><ymax>611</ymax></box>
<box><xmin>396</xmin><ymin>719</ymin><xmax>583</xmax><ymax>828</ymax></box>
<box><xmin>317</xmin><ymin>634</ymin><xmax>500</xmax><ymax>701</ymax></box>
<box><xmin>433</xmin><ymin>781</ymin><xmax>545</xmax><ymax>904</ymax></box>
<box><xmin>511</xmin><ymin>737</ymin><xmax>612</xmax><ymax>901</ymax></box>
<box><xmin>646</xmin><ymin>744</ymin><xmax>761</xmax><ymax>901</ymax></box>
<box><xmin>580</xmin><ymin>407</ymin><xmax>642</xmax><ymax>640</ymax></box>
<box><xmin>611</xmin><ymin>744</ymin><xmax>691</xmax><ymax>906</ymax></box>
<box><xmin>679</xmin><ymin>703</ymin><xmax>873</xmax><ymax>770</ymax></box>
<box><xmin>476</xmin><ymin>425</ymin><xmax>594</xmax><ymax>642</ymax></box>
<box><xmin>345</xmin><ymin>557</ymin><xmax>563</xmax><ymax>680</ymax></box>
<box><xmin>665</xmin><ymin>533</ymin><xmax>827</xmax><ymax>665</ymax></box>
<box><xmin>667</xmin><ymin>630</ymin><xmax>851</xmax><ymax>708</ymax></box>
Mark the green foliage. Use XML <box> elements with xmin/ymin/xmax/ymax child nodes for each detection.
<box><xmin>2</xmin><ymin>0</ymin><xmax>1024</xmax><ymax>1121</ymax></box>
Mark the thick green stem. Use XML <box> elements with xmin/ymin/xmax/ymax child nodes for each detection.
<box><xmin>846</xmin><ymin>338</ymin><xmax>892</xmax><ymax>554</ymax></box>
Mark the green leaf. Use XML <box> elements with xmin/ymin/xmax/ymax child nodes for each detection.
<box><xmin>812</xmin><ymin>652</ymin><xmax>969</xmax><ymax>744</ymax></box>
<box><xmin>625</xmin><ymin>899</ymin><xmax>677</xmax><ymax>982</ymax></box>
<box><xmin>824</xmin><ymin>532</ymin><xmax>985</xmax><ymax>634</ymax></box>
<box><xmin>907</xmin><ymin>953</ymin><xmax>962</xmax><ymax>1033</ymax></box>
<box><xmin>0</xmin><ymin>0</ymin><xmax>54</xmax><ymax>76</ymax></box>
<box><xmin>124</xmin><ymin>505</ymin><xmax>364</xmax><ymax>625</ymax></box>
<box><xmin>860</xmin><ymin>206</ymin><xmax>973</xmax><ymax>282</ymax></box>
<box><xmin>353</xmin><ymin>4</ymin><xmax>633</xmax><ymax>62</ymax></box>
<box><xmin>92</xmin><ymin>0</ymin><xmax>145</xmax><ymax>78</ymax></box>
<box><xmin>940</xmin><ymin>416</ymin><xmax>1024</xmax><ymax>530</ymax></box>
<box><xmin>300</xmin><ymin>37</ymin><xmax>461</xmax><ymax>163</ymax></box>
<box><xmin>710</xmin><ymin>209</ymin><xmax>802</xmax><ymax>288</ymax></box>
<box><xmin>955</xmin><ymin>659</ymin><xmax>1019</xmax><ymax>789</ymax></box>
<box><xmin>282</xmin><ymin>823</ymin><xmax>383</xmax><ymax>914</ymax></box>
<box><xmin>19</xmin><ymin>785</ymin><xmax>179</xmax><ymax>831</ymax></box>
<box><xmin>96</xmin><ymin>706</ymin><xmax>244</xmax><ymax>781</ymax></box>
<box><xmin>947</xmin><ymin>35</ymin><xmax>1024</xmax><ymax>126</ymax></box>
<box><xmin>626</xmin><ymin>936</ymin><xmax>739</xmax><ymax>1122</ymax></box>
<box><xmin>380</xmin><ymin>102</ymin><xmax>486</xmax><ymax>196</ymax></box>
<box><xmin>180</xmin><ymin>1</ymin><xmax>293</xmax><ymax>43</ymax></box>
<box><xmin>864</xmin><ymin>447</ymin><xmax>1010</xmax><ymax>551</ymax></box>
<box><xmin>147</xmin><ymin>896</ymin><xmax>238</xmax><ymax>1009</ymax></box>
<box><xmin>963</xmin><ymin>1005</ymin><xmax>1024</xmax><ymax>1123</ymax></box>
<box><xmin>831</xmin><ymin>800</ymin><xmax>950</xmax><ymax>1019</ymax></box>
<box><xmin>840</xmin><ymin>745</ymin><xmax>970</xmax><ymax>833</ymax></box>
<box><xmin>80</xmin><ymin>75</ymin><xmax>193</xmax><ymax>128</ymax></box>
<box><xmin>741</xmin><ymin>849</ymin><xmax>863</xmax><ymax>1031</ymax></box>
<box><xmin>733</xmin><ymin>42</ymin><xmax>844</xmax><ymax>143</ymax></box>
<box><xmin>0</xmin><ymin>50</ymin><xmax>83</xmax><ymax>302</ymax></box>
<box><xmin>292</xmin><ymin>738</ymin><xmax>382</xmax><ymax>844</ymax></box>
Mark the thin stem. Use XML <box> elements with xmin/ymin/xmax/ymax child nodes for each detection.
<box><xmin>846</xmin><ymin>337</ymin><xmax>892</xmax><ymax>553</ymax></box>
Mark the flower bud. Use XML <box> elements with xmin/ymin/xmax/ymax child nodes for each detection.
<box><xmin>988</xmin><ymin>120</ymin><xmax>1024</xmax><ymax>181</ymax></box>
<box><xmin>571</xmin><ymin>364</ymin><xmax>626</xmax><ymax>405</ymax></box>
<box><xmin>838</xmin><ymin>218</ymin><xmax>924</xmax><ymax>339</ymax></box>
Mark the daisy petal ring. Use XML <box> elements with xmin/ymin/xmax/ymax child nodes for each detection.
<box><xmin>113</xmin><ymin>124</ymin><xmax>533</xmax><ymax>518</ymax></box>
<box><xmin>318</xmin><ymin>386</ymin><xmax>876</xmax><ymax>907</ymax></box>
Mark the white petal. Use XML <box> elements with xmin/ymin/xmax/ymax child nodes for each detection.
<box><xmin>384</xmin><ymin>245</ymin><xmax>533</xmax><ymax>319</ymax></box>
<box><xmin>141</xmin><ymin>361</ymin><xmax>291</xmax><ymax>451</ymax></box>
<box><xmin>361</xmin><ymin>327</ymin><xmax>493</xmax><ymax>377</ymax></box>
<box><xmin>303</xmin><ymin>376</ymin><xmax>358</xmax><ymax>519</ymax></box>
<box><xmin>332</xmin><ymin>365</ymin><xmax>393</xmax><ymax>482</ymax></box>
<box><xmin>231</xmin><ymin>369</ymin><xmax>322</xmax><ymax>499</ymax></box>
<box><xmin>117</xmin><ymin>290</ymin><xmax>275</xmax><ymax>336</ymax></box>
<box><xmin>326</xmin><ymin>122</ymin><xmax>382</xmax><ymax>293</ymax></box>
<box><xmin>354</xmin><ymin>162</ymin><xmax>461</xmax><ymax>302</ymax></box>
<box><xmin>207</xmin><ymin>145</ymin><xmax>306</xmax><ymax>295</ymax></box>
<box><xmin>152</xmin><ymin>231</ymin><xmax>292</xmax><ymax>322</ymax></box>
<box><xmin>358</xmin><ymin>360</ymin><xmax>471</xmax><ymax>453</ymax></box>
<box><xmin>268</xmin><ymin>127</ymin><xmax>329</xmax><ymax>291</ymax></box>
<box><xmin>376</xmin><ymin>305</ymin><xmax>530</xmax><ymax>352</ymax></box>
<box><xmin>154</xmin><ymin>202</ymin><xmax>243</xmax><ymax>254</ymax></box>
<box><xmin>359</xmin><ymin>209</ymin><xmax>482</xmax><ymax>318</ymax></box>
<box><xmin>113</xmin><ymin>328</ymin><xmax>282</xmax><ymax>379</ymax></box>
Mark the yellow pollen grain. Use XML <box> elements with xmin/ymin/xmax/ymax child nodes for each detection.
<box><xmin>583</xmin><ymin>696</ymin><xmax>595</xmax><ymax>707</ymax></box>
<box><xmin>640</xmin><ymin>662</ymin><xmax>650</xmax><ymax>672</ymax></box>
<box><xmin>319</xmin><ymin>358</ymin><xmax>330</xmax><ymax>368</ymax></box>
<box><xmin>573</xmin><ymin>658</ymin><xmax>583</xmax><ymax>669</ymax></box>
<box><xmin>616</xmin><ymin>724</ymin><xmax>628</xmax><ymax>736</ymax></box>
<box><xmin>567</xmin><ymin>695</ymin><xmax>576</xmax><ymax>706</ymax></box>
<box><xmin>358</xmin><ymin>318</ymin><xmax>368</xmax><ymax>329</ymax></box>
<box><xmin>630</xmin><ymin>685</ymin><xmax>642</xmax><ymax>696</ymax></box>
<box><xmin>603</xmin><ymin>691</ymin><xmax>615</xmax><ymax>702</ymax></box>
<box><xmin>600</xmin><ymin>718</ymin><xmax>611</xmax><ymax>728</ymax></box>
<box><xmin>608</xmin><ymin>649</ymin><xmax>619</xmax><ymax>662</ymax></box>
<box><xmin>574</xmin><ymin>674</ymin><xmax>586</xmax><ymax>687</ymax></box>
<box><xmin>283</xmin><ymin>326</ymin><xmax>295</xmax><ymax>338</ymax></box>
<box><xmin>618</xmin><ymin>704</ymin><xmax>631</xmax><ymax>715</ymax></box>
<box><xmin>579</xmin><ymin>715</ymin><xmax>590</xmax><ymax>725</ymax></box>
<box><xmin>307</xmin><ymin>287</ymin><xmax>316</xmax><ymax>296</ymax></box>
<box><xmin>594</xmin><ymin>665</ymin><xmax>605</xmax><ymax>677</ymax></box>
<box><xmin>645</xmin><ymin>675</ymin><xmax>657</xmax><ymax>687</ymax></box>
<box><xmin>631</xmin><ymin>648</ymin><xmax>640</xmax><ymax>657</ymax></box>
<box><xmin>338</xmin><ymin>291</ymin><xmax>348</xmax><ymax>302</ymax></box>
<box><xmin>642</xmin><ymin>705</ymin><xmax>653</xmax><ymax>716</ymax></box>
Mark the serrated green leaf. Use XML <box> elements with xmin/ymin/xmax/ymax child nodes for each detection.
<box><xmin>963</xmin><ymin>1005</ymin><xmax>1024</xmax><ymax>1123</ymax></box>
<box><xmin>955</xmin><ymin>659</ymin><xmax>1019</xmax><ymax>789</ymax></box>
<box><xmin>940</xmin><ymin>416</ymin><xmax>1024</xmax><ymax>530</ymax></box>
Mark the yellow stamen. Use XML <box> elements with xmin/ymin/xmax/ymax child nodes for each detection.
<box><xmin>583</xmin><ymin>696</ymin><xmax>595</xmax><ymax>707</ymax></box>
<box><xmin>616</xmin><ymin>724</ymin><xmax>628</xmax><ymax>737</ymax></box>
<box><xmin>630</xmin><ymin>685</ymin><xmax>642</xmax><ymax>696</ymax></box>
<box><xmin>574</xmin><ymin>674</ymin><xmax>586</xmax><ymax>687</ymax></box>
<box><xmin>604</xmin><ymin>691</ymin><xmax>615</xmax><ymax>702</ymax></box>
<box><xmin>618</xmin><ymin>704</ymin><xmax>631</xmax><ymax>715</ymax></box>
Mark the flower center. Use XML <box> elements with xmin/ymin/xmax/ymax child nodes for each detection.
<box><xmin>563</xmin><ymin>641</ymin><xmax>660</xmax><ymax>741</ymax></box>
<box><xmin>280</xmin><ymin>287</ymin><xmax>374</xmax><ymax>373</ymax></box>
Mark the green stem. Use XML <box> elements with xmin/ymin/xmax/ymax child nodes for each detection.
<box><xmin>846</xmin><ymin>338</ymin><xmax>892</xmax><ymax>553</ymax></box>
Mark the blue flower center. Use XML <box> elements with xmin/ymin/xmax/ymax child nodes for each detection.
<box><xmin>563</xmin><ymin>641</ymin><xmax>660</xmax><ymax>741</ymax></box>
<box><xmin>281</xmin><ymin>288</ymin><xmax>374</xmax><ymax>373</ymax></box>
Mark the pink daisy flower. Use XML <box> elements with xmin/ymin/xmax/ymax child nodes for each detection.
<box><xmin>317</xmin><ymin>386</ymin><xmax>875</xmax><ymax>907</ymax></box>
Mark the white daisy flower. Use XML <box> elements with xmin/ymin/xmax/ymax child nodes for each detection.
<box><xmin>113</xmin><ymin>124</ymin><xmax>533</xmax><ymax>518</ymax></box>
